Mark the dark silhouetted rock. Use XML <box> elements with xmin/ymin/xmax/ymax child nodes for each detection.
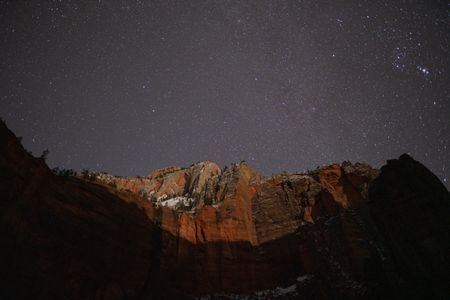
<box><xmin>368</xmin><ymin>153</ymin><xmax>450</xmax><ymax>299</ymax></box>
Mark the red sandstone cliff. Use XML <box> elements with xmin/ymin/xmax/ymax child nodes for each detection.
<box><xmin>1</xmin><ymin>120</ymin><xmax>449</xmax><ymax>299</ymax></box>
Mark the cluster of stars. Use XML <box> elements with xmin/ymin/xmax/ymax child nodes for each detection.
<box><xmin>416</xmin><ymin>65</ymin><xmax>430</xmax><ymax>76</ymax></box>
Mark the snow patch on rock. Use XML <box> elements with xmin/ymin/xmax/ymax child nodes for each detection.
<box><xmin>197</xmin><ymin>276</ymin><xmax>312</xmax><ymax>299</ymax></box>
<box><xmin>156</xmin><ymin>196</ymin><xmax>194</xmax><ymax>210</ymax></box>
<box><xmin>297</xmin><ymin>274</ymin><xmax>313</xmax><ymax>283</ymax></box>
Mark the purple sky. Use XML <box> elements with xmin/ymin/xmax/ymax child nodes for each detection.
<box><xmin>1</xmin><ymin>0</ymin><xmax>449</xmax><ymax>187</ymax></box>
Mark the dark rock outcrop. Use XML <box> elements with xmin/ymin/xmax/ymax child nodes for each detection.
<box><xmin>368</xmin><ymin>154</ymin><xmax>450</xmax><ymax>299</ymax></box>
<box><xmin>0</xmin><ymin>121</ymin><xmax>163</xmax><ymax>299</ymax></box>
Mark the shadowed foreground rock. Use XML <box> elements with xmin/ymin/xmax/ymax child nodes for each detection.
<box><xmin>0</xmin><ymin>120</ymin><xmax>449</xmax><ymax>299</ymax></box>
<box><xmin>368</xmin><ymin>154</ymin><xmax>450</xmax><ymax>299</ymax></box>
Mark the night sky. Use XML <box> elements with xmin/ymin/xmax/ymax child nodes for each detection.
<box><xmin>1</xmin><ymin>0</ymin><xmax>449</xmax><ymax>187</ymax></box>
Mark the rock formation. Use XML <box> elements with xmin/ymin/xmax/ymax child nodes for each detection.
<box><xmin>0</xmin><ymin>119</ymin><xmax>449</xmax><ymax>299</ymax></box>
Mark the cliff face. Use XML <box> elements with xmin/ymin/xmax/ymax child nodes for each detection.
<box><xmin>1</xmin><ymin>120</ymin><xmax>449</xmax><ymax>299</ymax></box>
<box><xmin>368</xmin><ymin>154</ymin><xmax>450</xmax><ymax>299</ymax></box>
<box><xmin>95</xmin><ymin>159</ymin><xmax>379</xmax><ymax>245</ymax></box>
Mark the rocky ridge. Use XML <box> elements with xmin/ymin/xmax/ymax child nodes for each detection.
<box><xmin>93</xmin><ymin>158</ymin><xmax>379</xmax><ymax>246</ymax></box>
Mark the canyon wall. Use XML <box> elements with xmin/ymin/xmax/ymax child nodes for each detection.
<box><xmin>1</xmin><ymin>120</ymin><xmax>449</xmax><ymax>299</ymax></box>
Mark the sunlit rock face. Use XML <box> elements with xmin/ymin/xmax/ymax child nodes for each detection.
<box><xmin>1</xmin><ymin>119</ymin><xmax>449</xmax><ymax>299</ymax></box>
<box><xmin>95</xmin><ymin>158</ymin><xmax>378</xmax><ymax>246</ymax></box>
